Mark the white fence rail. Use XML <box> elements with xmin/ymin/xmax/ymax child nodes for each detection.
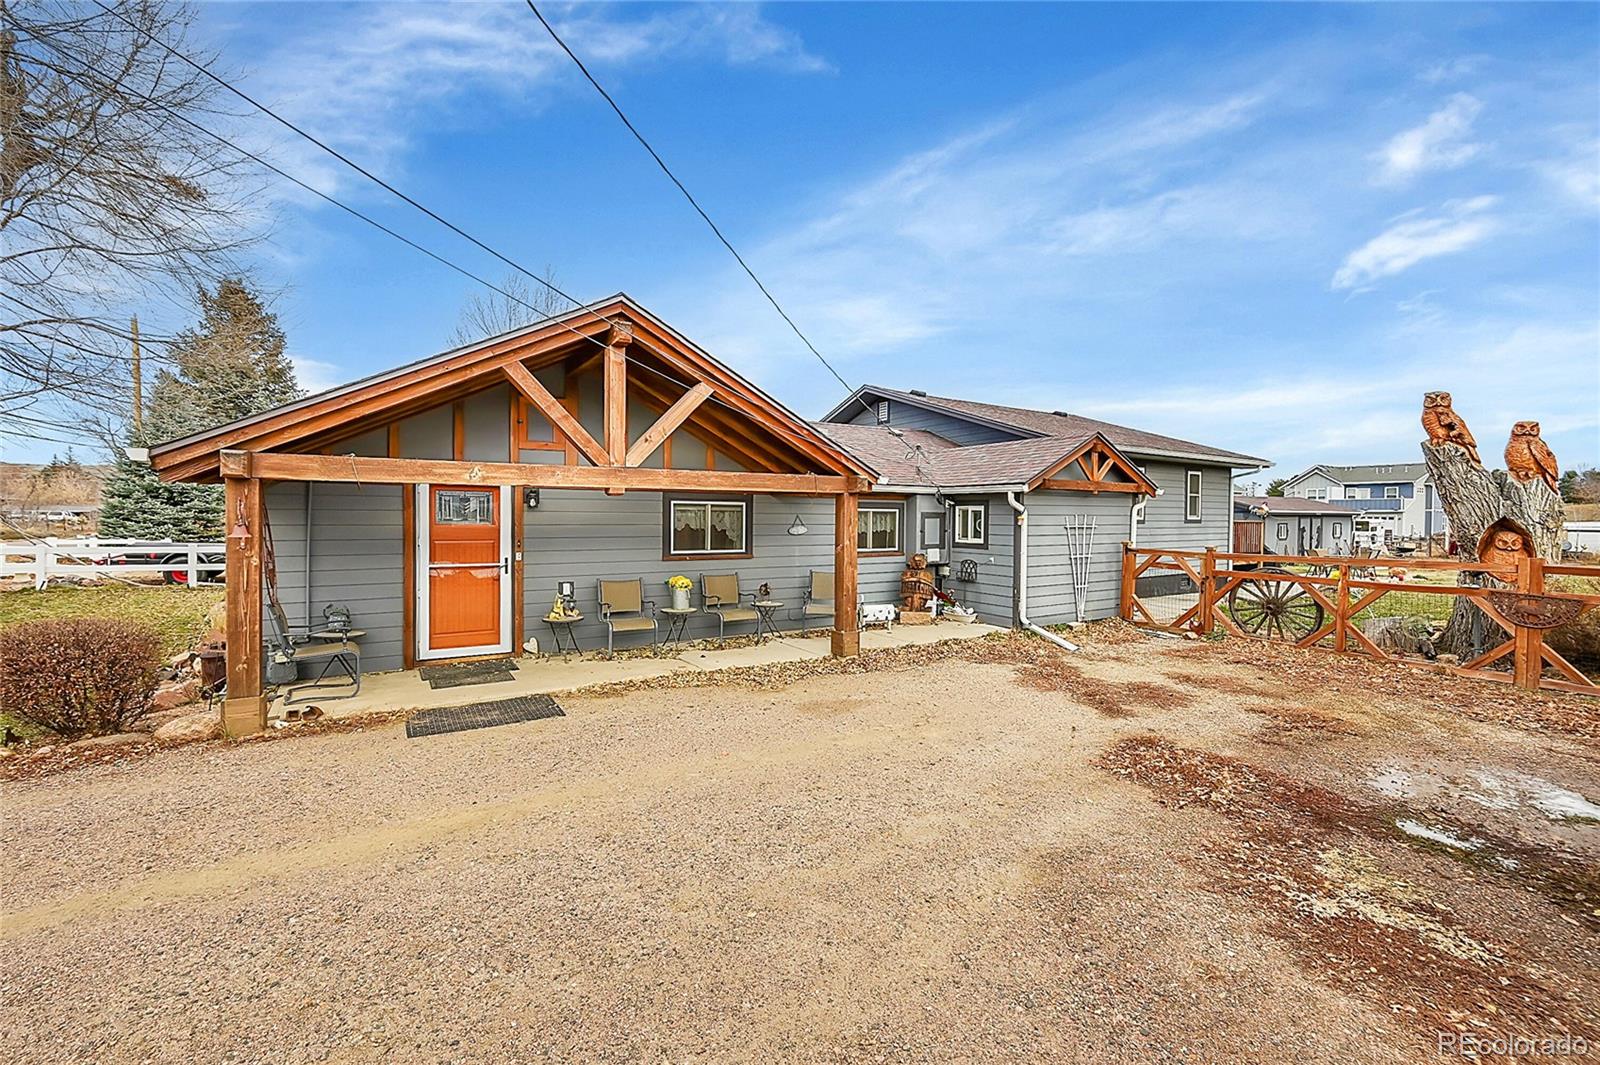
<box><xmin>0</xmin><ymin>538</ymin><xmax>226</xmax><ymax>590</ymax></box>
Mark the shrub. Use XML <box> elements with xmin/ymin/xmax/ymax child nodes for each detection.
<box><xmin>0</xmin><ymin>618</ymin><xmax>162</xmax><ymax>738</ymax></box>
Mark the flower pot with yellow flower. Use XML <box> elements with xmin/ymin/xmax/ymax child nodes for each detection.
<box><xmin>667</xmin><ymin>574</ymin><xmax>693</xmax><ymax>611</ymax></box>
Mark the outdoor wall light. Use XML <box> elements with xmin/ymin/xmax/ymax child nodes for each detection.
<box><xmin>524</xmin><ymin>487</ymin><xmax>540</xmax><ymax>509</ymax></box>
<box><xmin>787</xmin><ymin>514</ymin><xmax>808</xmax><ymax>536</ymax></box>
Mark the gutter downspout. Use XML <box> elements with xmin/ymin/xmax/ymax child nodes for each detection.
<box><xmin>1006</xmin><ymin>491</ymin><xmax>1079</xmax><ymax>653</ymax></box>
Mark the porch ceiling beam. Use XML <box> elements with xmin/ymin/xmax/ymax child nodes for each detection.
<box><xmin>234</xmin><ymin>451</ymin><xmax>868</xmax><ymax>495</ymax></box>
<box><xmin>1038</xmin><ymin>478</ymin><xmax>1145</xmax><ymax>494</ymax></box>
<box><xmin>501</xmin><ymin>360</ymin><xmax>610</xmax><ymax>467</ymax></box>
<box><xmin>625</xmin><ymin>382</ymin><xmax>713</xmax><ymax>467</ymax></box>
<box><xmin>604</xmin><ymin>322</ymin><xmax>631</xmax><ymax>466</ymax></box>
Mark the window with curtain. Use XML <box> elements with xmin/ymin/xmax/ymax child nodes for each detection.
<box><xmin>667</xmin><ymin>499</ymin><xmax>748</xmax><ymax>555</ymax></box>
<box><xmin>858</xmin><ymin>507</ymin><xmax>901</xmax><ymax>552</ymax></box>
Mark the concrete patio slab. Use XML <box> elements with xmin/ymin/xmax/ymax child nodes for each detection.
<box><xmin>275</xmin><ymin>622</ymin><xmax>1008</xmax><ymax>720</ymax></box>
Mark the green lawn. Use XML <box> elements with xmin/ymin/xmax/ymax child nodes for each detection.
<box><xmin>0</xmin><ymin>584</ymin><xmax>225</xmax><ymax>658</ymax></box>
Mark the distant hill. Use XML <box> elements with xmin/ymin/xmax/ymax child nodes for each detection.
<box><xmin>0</xmin><ymin>460</ymin><xmax>112</xmax><ymax>511</ymax></box>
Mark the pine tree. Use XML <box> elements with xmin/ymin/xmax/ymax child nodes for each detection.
<box><xmin>101</xmin><ymin>278</ymin><xmax>301</xmax><ymax>539</ymax></box>
<box><xmin>1560</xmin><ymin>469</ymin><xmax>1578</xmax><ymax>503</ymax></box>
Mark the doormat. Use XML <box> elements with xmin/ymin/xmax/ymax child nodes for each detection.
<box><xmin>419</xmin><ymin>660</ymin><xmax>519</xmax><ymax>689</ymax></box>
<box><xmin>405</xmin><ymin>694</ymin><xmax>564</xmax><ymax>739</ymax></box>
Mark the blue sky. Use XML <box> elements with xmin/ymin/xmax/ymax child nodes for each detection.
<box><xmin>24</xmin><ymin>1</ymin><xmax>1599</xmax><ymax>480</ymax></box>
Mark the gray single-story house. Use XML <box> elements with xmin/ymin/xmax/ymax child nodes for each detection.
<box><xmin>147</xmin><ymin>296</ymin><xmax>1269</xmax><ymax>735</ymax></box>
<box><xmin>1232</xmin><ymin>495</ymin><xmax>1354</xmax><ymax>556</ymax></box>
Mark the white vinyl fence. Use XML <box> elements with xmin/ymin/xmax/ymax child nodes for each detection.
<box><xmin>0</xmin><ymin>538</ymin><xmax>226</xmax><ymax>590</ymax></box>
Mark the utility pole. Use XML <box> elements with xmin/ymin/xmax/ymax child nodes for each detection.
<box><xmin>130</xmin><ymin>315</ymin><xmax>143</xmax><ymax>433</ymax></box>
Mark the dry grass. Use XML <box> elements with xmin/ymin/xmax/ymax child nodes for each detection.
<box><xmin>1100</xmin><ymin>735</ymin><xmax>1600</xmax><ymax>1051</ymax></box>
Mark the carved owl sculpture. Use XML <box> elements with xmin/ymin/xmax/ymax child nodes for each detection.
<box><xmin>1505</xmin><ymin>420</ymin><xmax>1559</xmax><ymax>492</ymax></box>
<box><xmin>1421</xmin><ymin>391</ymin><xmax>1480</xmax><ymax>465</ymax></box>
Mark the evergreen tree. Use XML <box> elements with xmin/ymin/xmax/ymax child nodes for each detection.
<box><xmin>101</xmin><ymin>278</ymin><xmax>300</xmax><ymax>539</ymax></box>
<box><xmin>1265</xmin><ymin>477</ymin><xmax>1289</xmax><ymax>497</ymax></box>
<box><xmin>1560</xmin><ymin>469</ymin><xmax>1578</xmax><ymax>503</ymax></box>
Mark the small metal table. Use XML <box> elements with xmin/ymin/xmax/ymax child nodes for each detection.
<box><xmin>658</xmin><ymin>607</ymin><xmax>697</xmax><ymax>651</ymax></box>
<box><xmin>752</xmin><ymin>600</ymin><xmax>785</xmax><ymax>643</ymax></box>
<box><xmin>543</xmin><ymin>614</ymin><xmax>583</xmax><ymax>657</ymax></box>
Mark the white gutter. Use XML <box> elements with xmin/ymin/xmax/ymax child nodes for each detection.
<box><xmin>1006</xmin><ymin>491</ymin><xmax>1079</xmax><ymax>653</ymax></box>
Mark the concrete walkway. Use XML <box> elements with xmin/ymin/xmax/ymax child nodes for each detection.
<box><xmin>279</xmin><ymin>622</ymin><xmax>1006</xmax><ymax>720</ymax></box>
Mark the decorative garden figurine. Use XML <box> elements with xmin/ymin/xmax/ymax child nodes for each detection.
<box><xmin>900</xmin><ymin>553</ymin><xmax>935</xmax><ymax>612</ymax></box>
<box><xmin>1421</xmin><ymin>391</ymin><xmax>1481</xmax><ymax>465</ymax></box>
<box><xmin>1504</xmin><ymin>421</ymin><xmax>1559</xmax><ymax>493</ymax></box>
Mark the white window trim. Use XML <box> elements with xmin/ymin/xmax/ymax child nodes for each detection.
<box><xmin>954</xmin><ymin>503</ymin><xmax>986</xmax><ymax>545</ymax></box>
<box><xmin>858</xmin><ymin>506</ymin><xmax>902</xmax><ymax>552</ymax></box>
<box><xmin>415</xmin><ymin>484</ymin><xmax>512</xmax><ymax>661</ymax></box>
<box><xmin>668</xmin><ymin>498</ymin><xmax>749</xmax><ymax>556</ymax></box>
<box><xmin>1384</xmin><ymin>486</ymin><xmax>1400</xmax><ymax>499</ymax></box>
<box><xmin>1184</xmin><ymin>470</ymin><xmax>1203</xmax><ymax>523</ymax></box>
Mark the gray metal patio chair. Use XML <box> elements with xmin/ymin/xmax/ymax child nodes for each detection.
<box><xmin>265</xmin><ymin>599</ymin><xmax>362</xmax><ymax>706</ymax></box>
<box><xmin>598</xmin><ymin>578</ymin><xmax>658</xmax><ymax>654</ymax></box>
<box><xmin>701</xmin><ymin>573</ymin><xmax>758</xmax><ymax>640</ymax></box>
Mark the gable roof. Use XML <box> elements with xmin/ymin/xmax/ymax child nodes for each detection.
<box><xmin>823</xmin><ymin>385</ymin><xmax>1269</xmax><ymax>467</ymax></box>
<box><xmin>1283</xmin><ymin>462</ymin><xmax>1429</xmax><ymax>486</ymax></box>
<box><xmin>149</xmin><ymin>294</ymin><xmax>870</xmax><ymax>483</ymax></box>
<box><xmin>814</xmin><ymin>422</ymin><xmax>1157</xmax><ymax>493</ymax></box>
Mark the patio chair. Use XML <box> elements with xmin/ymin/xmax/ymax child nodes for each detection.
<box><xmin>801</xmin><ymin>569</ymin><xmax>834</xmax><ymax>635</ymax></box>
<box><xmin>265</xmin><ymin>599</ymin><xmax>362</xmax><ymax>706</ymax></box>
<box><xmin>598</xmin><ymin>578</ymin><xmax>658</xmax><ymax>655</ymax></box>
<box><xmin>701</xmin><ymin>573</ymin><xmax>759</xmax><ymax>640</ymax></box>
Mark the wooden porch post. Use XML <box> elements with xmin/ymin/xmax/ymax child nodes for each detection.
<box><xmin>1120</xmin><ymin>542</ymin><xmax>1136</xmax><ymax>621</ymax></box>
<box><xmin>1513</xmin><ymin>554</ymin><xmax>1545</xmax><ymax>691</ymax></box>
<box><xmin>832</xmin><ymin>492</ymin><xmax>860</xmax><ymax>657</ymax></box>
<box><xmin>223</xmin><ymin>473</ymin><xmax>267</xmax><ymax>736</ymax></box>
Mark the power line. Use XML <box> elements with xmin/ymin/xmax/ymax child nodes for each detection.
<box><xmin>72</xmin><ymin>1</ymin><xmax>901</xmax><ymax>480</ymax></box>
<box><xmin>524</xmin><ymin>0</ymin><xmax>858</xmax><ymax>400</ymax></box>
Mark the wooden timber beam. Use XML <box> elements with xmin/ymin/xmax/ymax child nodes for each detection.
<box><xmin>832</xmin><ymin>492</ymin><xmax>860</xmax><ymax>657</ymax></box>
<box><xmin>222</xmin><ymin>472</ymin><xmax>266</xmax><ymax>737</ymax></box>
<box><xmin>626</xmin><ymin>382</ymin><xmax>713</xmax><ymax>467</ymax></box>
<box><xmin>604</xmin><ymin>322</ymin><xmax>632</xmax><ymax>461</ymax></box>
<box><xmin>236</xmin><ymin>451</ymin><xmax>868</xmax><ymax>495</ymax></box>
<box><xmin>1039</xmin><ymin>478</ymin><xmax>1145</xmax><ymax>494</ymax></box>
<box><xmin>628</xmin><ymin>372</ymin><xmax>798</xmax><ymax>474</ymax></box>
<box><xmin>502</xmin><ymin>360</ymin><xmax>610</xmax><ymax>467</ymax></box>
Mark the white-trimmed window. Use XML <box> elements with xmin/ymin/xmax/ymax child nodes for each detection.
<box><xmin>1384</xmin><ymin>485</ymin><xmax>1399</xmax><ymax>498</ymax></box>
<box><xmin>667</xmin><ymin>498</ymin><xmax>748</xmax><ymax>556</ymax></box>
<box><xmin>1276</xmin><ymin>521</ymin><xmax>1289</xmax><ymax>540</ymax></box>
<box><xmin>858</xmin><ymin>506</ymin><xmax>901</xmax><ymax>552</ymax></box>
<box><xmin>1185</xmin><ymin>470</ymin><xmax>1203</xmax><ymax>522</ymax></box>
<box><xmin>954</xmin><ymin>503</ymin><xmax>987</xmax><ymax>546</ymax></box>
<box><xmin>1345</xmin><ymin>487</ymin><xmax>1360</xmax><ymax>499</ymax></box>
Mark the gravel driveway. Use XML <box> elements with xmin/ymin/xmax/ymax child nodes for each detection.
<box><xmin>4</xmin><ymin>632</ymin><xmax>1597</xmax><ymax>1063</ymax></box>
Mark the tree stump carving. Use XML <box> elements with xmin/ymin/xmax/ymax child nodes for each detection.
<box><xmin>1422</xmin><ymin>397</ymin><xmax>1565</xmax><ymax>659</ymax></box>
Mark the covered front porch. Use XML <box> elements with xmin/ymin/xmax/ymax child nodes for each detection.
<box><xmin>270</xmin><ymin>621</ymin><xmax>1007</xmax><ymax>721</ymax></box>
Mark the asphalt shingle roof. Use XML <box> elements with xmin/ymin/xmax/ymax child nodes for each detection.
<box><xmin>852</xmin><ymin>386</ymin><xmax>1268</xmax><ymax>467</ymax></box>
<box><xmin>812</xmin><ymin>422</ymin><xmax>1111</xmax><ymax>489</ymax></box>
<box><xmin>1233</xmin><ymin>495</ymin><xmax>1352</xmax><ymax>516</ymax></box>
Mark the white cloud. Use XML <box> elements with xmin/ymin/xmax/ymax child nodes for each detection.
<box><xmin>289</xmin><ymin>354</ymin><xmax>343</xmax><ymax>395</ymax></box>
<box><xmin>1536</xmin><ymin>141</ymin><xmax>1600</xmax><ymax>210</ymax></box>
<box><xmin>1419</xmin><ymin>56</ymin><xmax>1486</xmax><ymax>85</ymax></box>
<box><xmin>1373</xmin><ymin>93</ymin><xmax>1484</xmax><ymax>186</ymax></box>
<box><xmin>1331</xmin><ymin>196</ymin><xmax>1499</xmax><ymax>291</ymax></box>
<box><xmin>235</xmin><ymin>2</ymin><xmax>829</xmax><ymax>201</ymax></box>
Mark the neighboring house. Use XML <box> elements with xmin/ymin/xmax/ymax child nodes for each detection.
<box><xmin>1278</xmin><ymin>462</ymin><xmax>1447</xmax><ymax>545</ymax></box>
<box><xmin>816</xmin><ymin>385</ymin><xmax>1269</xmax><ymax>626</ymax></box>
<box><xmin>1566</xmin><ymin>521</ymin><xmax>1600</xmax><ymax>555</ymax></box>
<box><xmin>147</xmin><ymin>296</ymin><xmax>1269</xmax><ymax>736</ymax></box>
<box><xmin>1232</xmin><ymin>496</ymin><xmax>1354</xmax><ymax>556</ymax></box>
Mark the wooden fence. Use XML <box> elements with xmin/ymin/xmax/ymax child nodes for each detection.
<box><xmin>0</xmin><ymin>538</ymin><xmax>226</xmax><ymax>590</ymax></box>
<box><xmin>1120</xmin><ymin>545</ymin><xmax>1600</xmax><ymax>696</ymax></box>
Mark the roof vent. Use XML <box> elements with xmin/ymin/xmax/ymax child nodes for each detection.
<box><xmin>1051</xmin><ymin>410</ymin><xmax>1070</xmax><ymax>417</ymax></box>
<box><xmin>909</xmin><ymin>389</ymin><xmax>927</xmax><ymax>397</ymax></box>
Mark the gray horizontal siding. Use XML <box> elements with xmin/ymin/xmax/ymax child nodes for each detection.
<box><xmin>265</xmin><ymin>482</ymin><xmax>407</xmax><ymax>673</ymax></box>
<box><xmin>1024</xmin><ymin>490</ymin><xmax>1134</xmax><ymax>624</ymax></box>
<box><xmin>944</xmin><ymin>493</ymin><xmax>1015</xmax><ymax>627</ymax></box>
<box><xmin>1134</xmin><ymin>460</ymin><xmax>1233</xmax><ymax>552</ymax></box>
<box><xmin>523</xmin><ymin>491</ymin><xmax>903</xmax><ymax>650</ymax></box>
<box><xmin>844</xmin><ymin>398</ymin><xmax>1022</xmax><ymax>446</ymax></box>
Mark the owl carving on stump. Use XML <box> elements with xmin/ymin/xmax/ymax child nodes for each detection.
<box><xmin>1421</xmin><ymin>392</ymin><xmax>1480</xmax><ymax>465</ymax></box>
<box><xmin>1505</xmin><ymin>421</ymin><xmax>1559</xmax><ymax>492</ymax></box>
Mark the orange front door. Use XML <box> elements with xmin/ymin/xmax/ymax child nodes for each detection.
<box><xmin>425</xmin><ymin>485</ymin><xmax>504</xmax><ymax>653</ymax></box>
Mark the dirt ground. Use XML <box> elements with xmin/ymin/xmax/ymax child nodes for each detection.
<box><xmin>3</xmin><ymin>628</ymin><xmax>1597</xmax><ymax>1064</ymax></box>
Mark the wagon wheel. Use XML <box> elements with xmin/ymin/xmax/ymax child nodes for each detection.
<box><xmin>1226</xmin><ymin>573</ymin><xmax>1325</xmax><ymax>642</ymax></box>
